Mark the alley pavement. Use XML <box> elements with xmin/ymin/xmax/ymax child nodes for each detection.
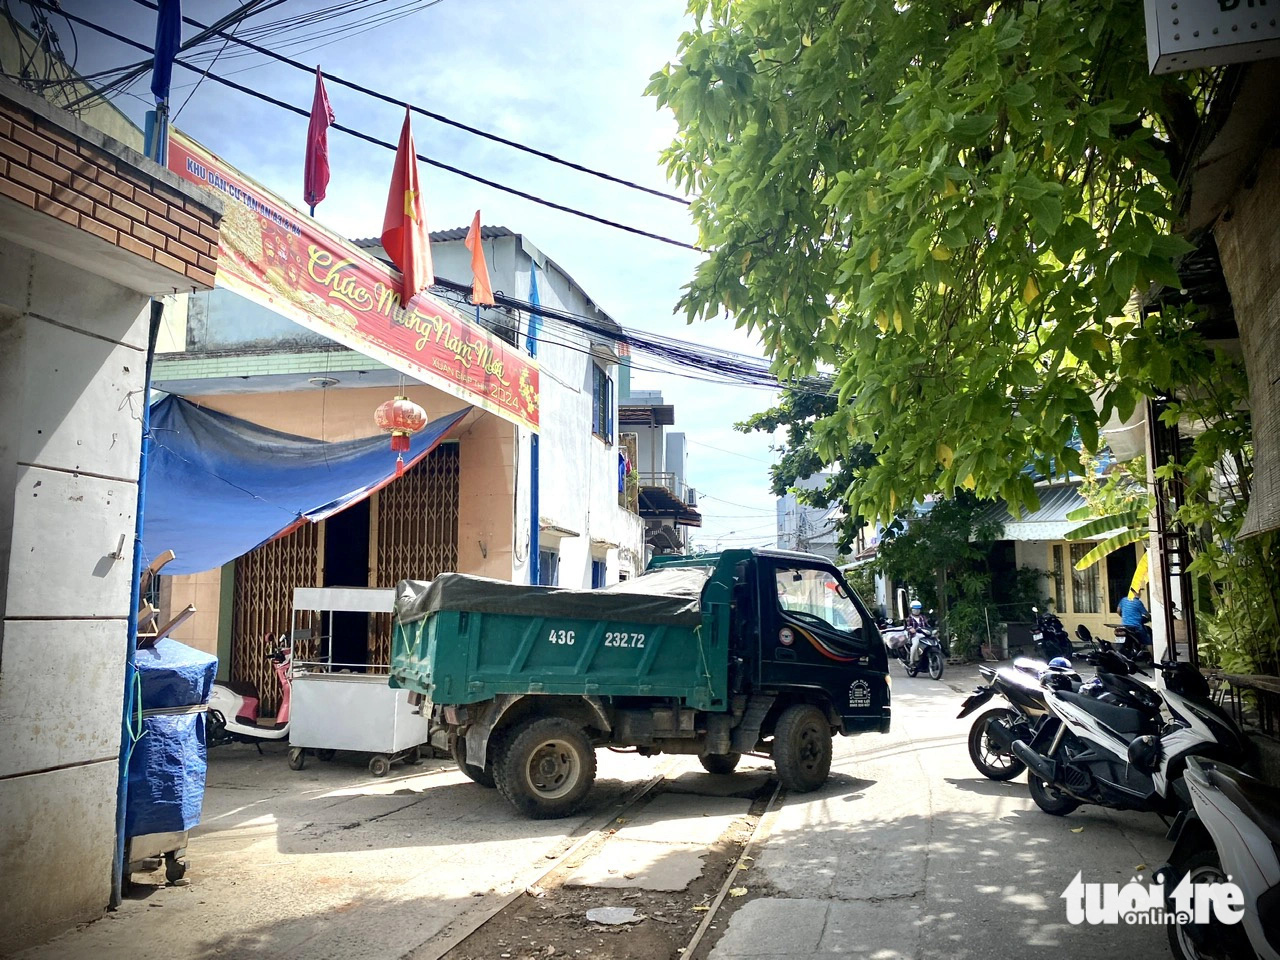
<box><xmin>707</xmin><ymin>665</ymin><xmax>1171</xmax><ymax>960</ymax></box>
<box><xmin>14</xmin><ymin>665</ymin><xmax>1174</xmax><ymax>960</ymax></box>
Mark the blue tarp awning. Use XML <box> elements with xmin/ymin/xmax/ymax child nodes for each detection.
<box><xmin>143</xmin><ymin>396</ymin><xmax>470</xmax><ymax>575</ymax></box>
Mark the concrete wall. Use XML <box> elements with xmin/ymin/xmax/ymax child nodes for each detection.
<box><xmin>0</xmin><ymin>239</ymin><xmax>147</xmax><ymax>950</ymax></box>
<box><xmin>0</xmin><ymin>76</ymin><xmax>221</xmax><ymax>954</ymax></box>
<box><xmin>1216</xmin><ymin>146</ymin><xmax>1280</xmax><ymax>539</ymax></box>
<box><xmin>164</xmin><ymin>566</ymin><xmax>222</xmax><ymax>659</ymax></box>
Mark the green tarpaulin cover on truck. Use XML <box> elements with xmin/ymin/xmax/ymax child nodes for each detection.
<box><xmin>394</xmin><ymin>566</ymin><xmax>714</xmax><ymax>628</ymax></box>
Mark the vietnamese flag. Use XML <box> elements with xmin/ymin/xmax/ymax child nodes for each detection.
<box><xmin>465</xmin><ymin>210</ymin><xmax>494</xmax><ymax>306</ymax></box>
<box><xmin>381</xmin><ymin>107</ymin><xmax>434</xmax><ymax>302</ymax></box>
<box><xmin>303</xmin><ymin>66</ymin><xmax>334</xmax><ymax>212</ymax></box>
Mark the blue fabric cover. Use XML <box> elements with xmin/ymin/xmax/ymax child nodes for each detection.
<box><xmin>143</xmin><ymin>396</ymin><xmax>470</xmax><ymax>575</ymax></box>
<box><xmin>135</xmin><ymin>637</ymin><xmax>217</xmax><ymax>709</ymax></box>
<box><xmin>126</xmin><ymin>712</ymin><xmax>208</xmax><ymax>838</ymax></box>
<box><xmin>127</xmin><ymin>639</ymin><xmax>219</xmax><ymax>838</ymax></box>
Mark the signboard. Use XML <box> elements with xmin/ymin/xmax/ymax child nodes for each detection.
<box><xmin>1144</xmin><ymin>0</ymin><xmax>1280</xmax><ymax>74</ymax></box>
<box><xmin>167</xmin><ymin>131</ymin><xmax>539</xmax><ymax>432</ymax></box>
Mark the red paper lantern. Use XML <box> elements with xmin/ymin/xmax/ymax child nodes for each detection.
<box><xmin>374</xmin><ymin>395</ymin><xmax>428</xmax><ymax>475</ymax></box>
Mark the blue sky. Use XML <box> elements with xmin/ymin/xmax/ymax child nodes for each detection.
<box><xmin>57</xmin><ymin>0</ymin><xmax>782</xmax><ymax>548</ymax></box>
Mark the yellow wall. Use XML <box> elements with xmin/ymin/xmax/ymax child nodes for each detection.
<box><xmin>161</xmin><ymin>385</ymin><xmax>516</xmax><ymax>645</ymax></box>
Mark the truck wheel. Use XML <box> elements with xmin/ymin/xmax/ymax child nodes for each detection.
<box><xmin>494</xmin><ymin>717</ymin><xmax>596</xmax><ymax>820</ymax></box>
<box><xmin>773</xmin><ymin>704</ymin><xmax>832</xmax><ymax>793</ymax></box>
<box><xmin>448</xmin><ymin>731</ymin><xmax>496</xmax><ymax>788</ymax></box>
<box><xmin>699</xmin><ymin>752</ymin><xmax>742</xmax><ymax>775</ymax></box>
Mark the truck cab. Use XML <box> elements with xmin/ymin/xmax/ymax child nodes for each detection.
<box><xmin>655</xmin><ymin>549</ymin><xmax>890</xmax><ymax>740</ymax></box>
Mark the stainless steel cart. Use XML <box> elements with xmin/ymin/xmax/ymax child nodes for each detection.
<box><xmin>287</xmin><ymin>587</ymin><xmax>432</xmax><ymax>776</ymax></box>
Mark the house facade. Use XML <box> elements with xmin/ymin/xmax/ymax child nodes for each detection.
<box><xmin>976</xmin><ymin>481</ymin><xmax>1143</xmax><ymax>642</ymax></box>
<box><xmin>619</xmin><ymin>389</ymin><xmax>702</xmax><ymax>555</ymax></box>
<box><xmin>150</xmin><ymin>225</ymin><xmax>643</xmax><ymax>707</ymax></box>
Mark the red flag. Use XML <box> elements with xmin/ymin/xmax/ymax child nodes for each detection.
<box><xmin>381</xmin><ymin>107</ymin><xmax>433</xmax><ymax>302</ymax></box>
<box><xmin>465</xmin><ymin>210</ymin><xmax>494</xmax><ymax>306</ymax></box>
<box><xmin>303</xmin><ymin>66</ymin><xmax>334</xmax><ymax>210</ymax></box>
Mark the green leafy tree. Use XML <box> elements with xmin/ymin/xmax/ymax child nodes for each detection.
<box><xmin>649</xmin><ymin>0</ymin><xmax>1202</xmax><ymax>524</ymax></box>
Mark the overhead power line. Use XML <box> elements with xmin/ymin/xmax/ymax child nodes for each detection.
<box><xmin>687</xmin><ymin>437</ymin><xmax>776</xmax><ymax>465</ymax></box>
<box><xmin>127</xmin><ymin>0</ymin><xmax>693</xmax><ymax>207</ymax></box>
<box><xmin>426</xmin><ymin>274</ymin><xmax>835</xmax><ymax>396</ymax></box>
<box><xmin>34</xmin><ymin>3</ymin><xmax>701</xmax><ymax>252</ymax></box>
<box><xmin>60</xmin><ymin>0</ymin><xmax>288</xmax><ymax>109</ymax></box>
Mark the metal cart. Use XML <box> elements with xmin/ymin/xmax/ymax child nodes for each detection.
<box><xmin>287</xmin><ymin>587</ymin><xmax>432</xmax><ymax>776</ymax></box>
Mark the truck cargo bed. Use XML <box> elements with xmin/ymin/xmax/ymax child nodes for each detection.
<box><xmin>391</xmin><ymin>568</ymin><xmax>729</xmax><ymax>710</ymax></box>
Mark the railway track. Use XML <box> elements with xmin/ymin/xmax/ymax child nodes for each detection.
<box><xmin>405</xmin><ymin>756</ymin><xmax>784</xmax><ymax>960</ymax></box>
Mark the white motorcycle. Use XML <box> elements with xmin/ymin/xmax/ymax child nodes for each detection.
<box><xmin>1011</xmin><ymin>645</ymin><xmax>1246</xmax><ymax>817</ymax></box>
<box><xmin>1158</xmin><ymin>757</ymin><xmax>1280</xmax><ymax>960</ymax></box>
<box><xmin>208</xmin><ymin>635</ymin><xmax>293</xmax><ymax>752</ymax></box>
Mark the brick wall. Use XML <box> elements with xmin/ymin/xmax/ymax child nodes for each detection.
<box><xmin>0</xmin><ymin>99</ymin><xmax>218</xmax><ymax>287</ymax></box>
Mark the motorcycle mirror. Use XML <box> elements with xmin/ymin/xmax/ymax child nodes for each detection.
<box><xmin>1032</xmin><ymin>605</ymin><xmax>1038</xmax><ymax>614</ymax></box>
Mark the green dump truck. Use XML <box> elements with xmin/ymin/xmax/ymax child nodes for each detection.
<box><xmin>390</xmin><ymin>548</ymin><xmax>890</xmax><ymax>818</ymax></box>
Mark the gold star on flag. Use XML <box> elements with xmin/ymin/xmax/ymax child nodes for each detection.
<box><xmin>404</xmin><ymin>188</ymin><xmax>417</xmax><ymax>219</ymax></box>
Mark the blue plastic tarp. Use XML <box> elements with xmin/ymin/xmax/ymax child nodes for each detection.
<box><xmin>127</xmin><ymin>638</ymin><xmax>219</xmax><ymax>838</ymax></box>
<box><xmin>126</xmin><ymin>712</ymin><xmax>208</xmax><ymax>838</ymax></box>
<box><xmin>135</xmin><ymin>637</ymin><xmax>217</xmax><ymax>709</ymax></box>
<box><xmin>143</xmin><ymin>396</ymin><xmax>470</xmax><ymax>575</ymax></box>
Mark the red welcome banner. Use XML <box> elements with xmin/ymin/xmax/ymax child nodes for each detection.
<box><xmin>167</xmin><ymin>131</ymin><xmax>539</xmax><ymax>432</ymax></box>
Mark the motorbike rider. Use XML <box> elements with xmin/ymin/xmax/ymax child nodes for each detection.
<box><xmin>1116</xmin><ymin>588</ymin><xmax>1153</xmax><ymax>649</ymax></box>
<box><xmin>906</xmin><ymin>600</ymin><xmax>930</xmax><ymax>664</ymax></box>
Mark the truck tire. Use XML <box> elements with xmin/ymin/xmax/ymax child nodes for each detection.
<box><xmin>773</xmin><ymin>704</ymin><xmax>832</xmax><ymax>793</ymax></box>
<box><xmin>448</xmin><ymin>731</ymin><xmax>496</xmax><ymax>788</ymax></box>
<box><xmin>494</xmin><ymin>717</ymin><xmax>596</xmax><ymax>820</ymax></box>
<box><xmin>699</xmin><ymin>752</ymin><xmax>742</xmax><ymax>775</ymax></box>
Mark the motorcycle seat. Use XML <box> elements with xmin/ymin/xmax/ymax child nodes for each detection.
<box><xmin>1057</xmin><ymin>690</ymin><xmax>1149</xmax><ymax>736</ymax></box>
<box><xmin>1209</xmin><ymin>767</ymin><xmax>1280</xmax><ymax>848</ymax></box>
<box><xmin>221</xmin><ymin>679</ymin><xmax>259</xmax><ymax>700</ymax></box>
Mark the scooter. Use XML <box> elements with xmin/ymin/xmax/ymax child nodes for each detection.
<box><xmin>957</xmin><ymin>656</ymin><xmax>1081</xmax><ymax>780</ymax></box>
<box><xmin>1106</xmin><ymin>618</ymin><xmax>1152</xmax><ymax>662</ymax></box>
<box><xmin>208</xmin><ymin>634</ymin><xmax>292</xmax><ymax>750</ymax></box>
<box><xmin>1031</xmin><ymin>606</ymin><xmax>1072</xmax><ymax>661</ymax></box>
<box><xmin>1012</xmin><ymin>645</ymin><xmax>1247</xmax><ymax>817</ymax></box>
<box><xmin>883</xmin><ymin>620</ymin><xmax>945</xmax><ymax>680</ymax></box>
<box><xmin>1158</xmin><ymin>757</ymin><xmax>1280</xmax><ymax>960</ymax></box>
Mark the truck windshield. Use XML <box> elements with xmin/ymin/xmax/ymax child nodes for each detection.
<box><xmin>775</xmin><ymin>567</ymin><xmax>863</xmax><ymax>635</ymax></box>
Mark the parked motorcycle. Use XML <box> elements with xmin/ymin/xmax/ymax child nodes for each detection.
<box><xmin>957</xmin><ymin>656</ymin><xmax>1081</xmax><ymax>780</ymax></box>
<box><xmin>1106</xmin><ymin>618</ymin><xmax>1152</xmax><ymax>662</ymax></box>
<box><xmin>1158</xmin><ymin>757</ymin><xmax>1280</xmax><ymax>960</ymax></box>
<box><xmin>1011</xmin><ymin>646</ymin><xmax>1246</xmax><ymax>817</ymax></box>
<box><xmin>882</xmin><ymin>618</ymin><xmax>945</xmax><ymax>680</ymax></box>
<box><xmin>208</xmin><ymin>634</ymin><xmax>294</xmax><ymax>755</ymax></box>
<box><xmin>1031</xmin><ymin>606</ymin><xmax>1073</xmax><ymax>661</ymax></box>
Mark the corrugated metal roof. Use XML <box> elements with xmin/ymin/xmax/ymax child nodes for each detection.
<box><xmin>351</xmin><ymin>225</ymin><xmax>515</xmax><ymax>248</ymax></box>
<box><xmin>976</xmin><ymin>483</ymin><xmax>1091</xmax><ymax>541</ymax></box>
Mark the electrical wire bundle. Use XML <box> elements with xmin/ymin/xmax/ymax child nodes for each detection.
<box><xmin>4</xmin><ymin>2</ymin><xmax>832</xmax><ymax>398</ymax></box>
<box><xmin>427</xmin><ymin>274</ymin><xmax>833</xmax><ymax>396</ymax></box>
<box><xmin>1</xmin><ymin>0</ymin><xmax>80</xmax><ymax>108</ymax></box>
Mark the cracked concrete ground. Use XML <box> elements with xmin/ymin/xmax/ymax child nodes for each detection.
<box><xmin>708</xmin><ymin>668</ymin><xmax>1171</xmax><ymax>959</ymax></box>
<box><xmin>13</xmin><ymin>745</ymin><xmax>669</xmax><ymax>960</ymax></box>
